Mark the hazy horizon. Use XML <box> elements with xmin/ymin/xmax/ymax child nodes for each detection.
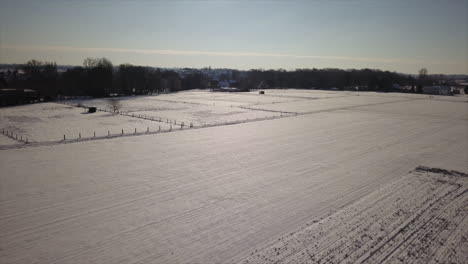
<box><xmin>1</xmin><ymin>0</ymin><xmax>467</xmax><ymax>75</ymax></box>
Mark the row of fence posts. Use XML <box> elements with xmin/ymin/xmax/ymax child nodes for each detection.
<box><xmin>3</xmin><ymin>111</ymin><xmax>287</xmax><ymax>145</ymax></box>
<box><xmin>60</xmin><ymin>122</ymin><xmax>199</xmax><ymax>141</ymax></box>
<box><xmin>85</xmin><ymin>105</ymin><xmax>194</xmax><ymax>129</ymax></box>
<box><xmin>65</xmin><ymin>102</ymin><xmax>197</xmax><ymax>140</ymax></box>
<box><xmin>117</xmin><ymin>110</ymin><xmax>194</xmax><ymax>129</ymax></box>
<box><xmin>72</xmin><ymin>102</ymin><xmax>197</xmax><ymax>128</ymax></box>
<box><xmin>1</xmin><ymin>128</ymin><xmax>28</xmax><ymax>143</ymax></box>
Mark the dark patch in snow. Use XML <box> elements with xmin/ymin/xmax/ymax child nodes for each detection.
<box><xmin>414</xmin><ymin>166</ymin><xmax>468</xmax><ymax>178</ymax></box>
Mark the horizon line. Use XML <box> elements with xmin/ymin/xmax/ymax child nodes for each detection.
<box><xmin>2</xmin><ymin>44</ymin><xmax>426</xmax><ymax>64</ymax></box>
<box><xmin>1</xmin><ymin>45</ymin><xmax>466</xmax><ymax>75</ymax></box>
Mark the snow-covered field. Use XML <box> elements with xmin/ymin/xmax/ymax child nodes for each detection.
<box><xmin>65</xmin><ymin>91</ymin><xmax>297</xmax><ymax>126</ymax></box>
<box><xmin>0</xmin><ymin>103</ymin><xmax>172</xmax><ymax>143</ymax></box>
<box><xmin>240</xmin><ymin>166</ymin><xmax>468</xmax><ymax>264</ymax></box>
<box><xmin>156</xmin><ymin>90</ymin><xmax>302</xmax><ymax>106</ymax></box>
<box><xmin>0</xmin><ymin>89</ymin><xmax>467</xmax><ymax>263</ymax></box>
<box><xmin>241</xmin><ymin>94</ymin><xmax>414</xmax><ymax>114</ymax></box>
<box><xmin>0</xmin><ymin>134</ymin><xmax>20</xmax><ymax>146</ymax></box>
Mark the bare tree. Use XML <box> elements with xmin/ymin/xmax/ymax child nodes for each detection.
<box><xmin>107</xmin><ymin>98</ymin><xmax>122</xmax><ymax>114</ymax></box>
<box><xmin>418</xmin><ymin>68</ymin><xmax>428</xmax><ymax>79</ymax></box>
<box><xmin>417</xmin><ymin>68</ymin><xmax>429</xmax><ymax>93</ymax></box>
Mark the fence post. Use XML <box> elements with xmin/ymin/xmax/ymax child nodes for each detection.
<box><xmin>26</xmin><ymin>138</ymin><xmax>28</xmax><ymax>143</ymax></box>
<box><xmin>64</xmin><ymin>134</ymin><xmax>66</xmax><ymax>140</ymax></box>
<box><xmin>134</xmin><ymin>128</ymin><xmax>137</xmax><ymax>134</ymax></box>
<box><xmin>108</xmin><ymin>130</ymin><xmax>110</xmax><ymax>137</ymax></box>
<box><xmin>122</xmin><ymin>129</ymin><xmax>124</xmax><ymax>135</ymax></box>
<box><xmin>79</xmin><ymin>132</ymin><xmax>81</xmax><ymax>139</ymax></box>
<box><xmin>147</xmin><ymin>127</ymin><xmax>149</xmax><ymax>133</ymax></box>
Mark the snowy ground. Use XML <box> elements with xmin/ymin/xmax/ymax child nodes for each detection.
<box><xmin>65</xmin><ymin>91</ymin><xmax>297</xmax><ymax>126</ymax></box>
<box><xmin>0</xmin><ymin>89</ymin><xmax>467</xmax><ymax>263</ymax></box>
<box><xmin>239</xmin><ymin>166</ymin><xmax>468</xmax><ymax>264</ymax></box>
<box><xmin>0</xmin><ymin>103</ymin><xmax>172</xmax><ymax>143</ymax></box>
<box><xmin>0</xmin><ymin>133</ymin><xmax>21</xmax><ymax>146</ymax></box>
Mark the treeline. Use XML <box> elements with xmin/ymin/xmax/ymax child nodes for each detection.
<box><xmin>60</xmin><ymin>58</ymin><xmax>171</xmax><ymax>97</ymax></box>
<box><xmin>3</xmin><ymin>58</ymin><xmax>188</xmax><ymax>100</ymax></box>
<box><xmin>2</xmin><ymin>57</ymin><xmax>433</xmax><ymax>101</ymax></box>
<box><xmin>242</xmin><ymin>68</ymin><xmax>426</xmax><ymax>92</ymax></box>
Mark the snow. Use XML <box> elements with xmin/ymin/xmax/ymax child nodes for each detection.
<box><xmin>248</xmin><ymin>89</ymin><xmax>351</xmax><ymax>99</ymax></box>
<box><xmin>67</xmin><ymin>90</ymin><xmax>300</xmax><ymax>109</ymax></box>
<box><xmin>63</xmin><ymin>92</ymin><xmax>294</xmax><ymax>127</ymax></box>
<box><xmin>130</xmin><ymin>105</ymin><xmax>286</xmax><ymax>127</ymax></box>
<box><xmin>0</xmin><ymin>89</ymin><xmax>467</xmax><ymax>263</ymax></box>
<box><xmin>241</xmin><ymin>94</ymin><xmax>417</xmax><ymax>114</ymax></box>
<box><xmin>353</xmin><ymin>99</ymin><xmax>468</xmax><ymax>120</ymax></box>
<box><xmin>240</xmin><ymin>166</ymin><xmax>468</xmax><ymax>264</ymax></box>
<box><xmin>0</xmin><ymin>134</ymin><xmax>20</xmax><ymax>146</ymax></box>
<box><xmin>158</xmin><ymin>90</ymin><xmax>301</xmax><ymax>106</ymax></box>
<box><xmin>0</xmin><ymin>103</ymin><xmax>172</xmax><ymax>142</ymax></box>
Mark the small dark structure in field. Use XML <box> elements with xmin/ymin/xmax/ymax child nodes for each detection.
<box><xmin>88</xmin><ymin>107</ymin><xmax>97</xmax><ymax>113</ymax></box>
<box><xmin>259</xmin><ymin>91</ymin><xmax>265</xmax><ymax>94</ymax></box>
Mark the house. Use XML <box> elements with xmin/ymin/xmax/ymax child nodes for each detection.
<box><xmin>422</xmin><ymin>86</ymin><xmax>451</xmax><ymax>96</ymax></box>
<box><xmin>0</xmin><ymin>88</ymin><xmax>39</xmax><ymax>106</ymax></box>
<box><xmin>217</xmin><ymin>80</ymin><xmax>230</xmax><ymax>88</ymax></box>
<box><xmin>160</xmin><ymin>77</ymin><xmax>181</xmax><ymax>92</ymax></box>
<box><xmin>211</xmin><ymin>87</ymin><xmax>249</xmax><ymax>92</ymax></box>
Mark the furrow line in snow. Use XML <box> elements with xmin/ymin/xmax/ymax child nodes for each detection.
<box><xmin>239</xmin><ymin>169</ymin><xmax>468</xmax><ymax>264</ymax></box>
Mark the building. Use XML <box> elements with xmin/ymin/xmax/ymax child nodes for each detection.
<box><xmin>0</xmin><ymin>88</ymin><xmax>39</xmax><ymax>106</ymax></box>
<box><xmin>422</xmin><ymin>86</ymin><xmax>451</xmax><ymax>96</ymax></box>
<box><xmin>160</xmin><ymin>77</ymin><xmax>181</xmax><ymax>92</ymax></box>
<box><xmin>217</xmin><ymin>80</ymin><xmax>230</xmax><ymax>88</ymax></box>
<box><xmin>211</xmin><ymin>87</ymin><xmax>249</xmax><ymax>92</ymax></box>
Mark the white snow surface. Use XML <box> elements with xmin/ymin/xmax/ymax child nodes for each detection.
<box><xmin>240</xmin><ymin>167</ymin><xmax>468</xmax><ymax>264</ymax></box>
<box><xmin>65</xmin><ymin>91</ymin><xmax>296</xmax><ymax>126</ymax></box>
<box><xmin>0</xmin><ymin>103</ymin><xmax>172</xmax><ymax>142</ymax></box>
<box><xmin>0</xmin><ymin>134</ymin><xmax>20</xmax><ymax>146</ymax></box>
<box><xmin>0</xmin><ymin>89</ymin><xmax>467</xmax><ymax>263</ymax></box>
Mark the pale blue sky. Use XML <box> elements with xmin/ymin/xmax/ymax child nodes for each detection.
<box><xmin>0</xmin><ymin>0</ymin><xmax>467</xmax><ymax>74</ymax></box>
